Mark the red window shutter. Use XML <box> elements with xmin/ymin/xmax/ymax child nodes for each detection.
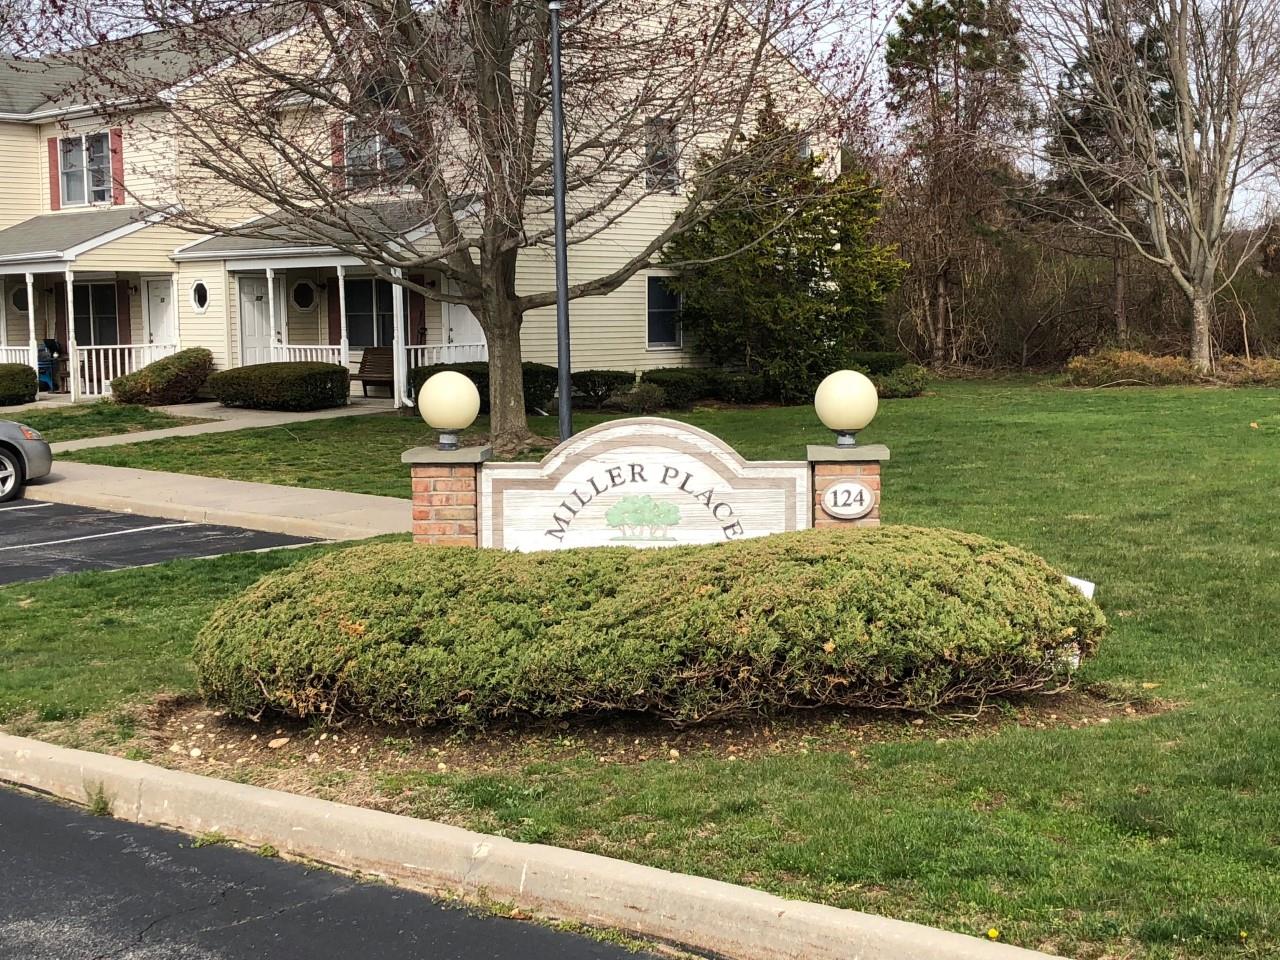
<box><xmin>115</xmin><ymin>277</ymin><xmax>132</xmax><ymax>344</ymax></box>
<box><xmin>326</xmin><ymin>276</ymin><xmax>341</xmax><ymax>343</ymax></box>
<box><xmin>47</xmin><ymin>138</ymin><xmax>61</xmax><ymax>210</ymax></box>
<box><xmin>408</xmin><ymin>274</ymin><xmax>426</xmax><ymax>345</ymax></box>
<box><xmin>109</xmin><ymin>127</ymin><xmax>126</xmax><ymax>205</ymax></box>
<box><xmin>330</xmin><ymin>121</ymin><xmax>345</xmax><ymax>189</ymax></box>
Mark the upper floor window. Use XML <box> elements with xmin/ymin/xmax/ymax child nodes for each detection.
<box><xmin>345</xmin><ymin>119</ymin><xmax>409</xmax><ymax>188</ymax></box>
<box><xmin>60</xmin><ymin>133</ymin><xmax>111</xmax><ymax>207</ymax></box>
<box><xmin>646</xmin><ymin>276</ymin><xmax>681</xmax><ymax>348</ymax></box>
<box><xmin>646</xmin><ymin>118</ymin><xmax>679</xmax><ymax>192</ymax></box>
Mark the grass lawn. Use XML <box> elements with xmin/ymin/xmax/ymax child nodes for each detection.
<box><xmin>15</xmin><ymin>401</ymin><xmax>210</xmax><ymax>443</ymax></box>
<box><xmin>8</xmin><ymin>379</ymin><xmax>1280</xmax><ymax>958</ymax></box>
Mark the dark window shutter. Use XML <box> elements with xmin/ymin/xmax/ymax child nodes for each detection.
<box><xmin>109</xmin><ymin>127</ymin><xmax>125</xmax><ymax>204</ymax></box>
<box><xmin>47</xmin><ymin>138</ymin><xmax>61</xmax><ymax>210</ymax></box>
<box><xmin>408</xmin><ymin>274</ymin><xmax>426</xmax><ymax>345</ymax></box>
<box><xmin>54</xmin><ymin>281</ymin><xmax>68</xmax><ymax>346</ymax></box>
<box><xmin>330</xmin><ymin>122</ymin><xmax>345</xmax><ymax>189</ymax></box>
<box><xmin>116</xmin><ymin>277</ymin><xmax>132</xmax><ymax>344</ymax></box>
<box><xmin>326</xmin><ymin>276</ymin><xmax>341</xmax><ymax>343</ymax></box>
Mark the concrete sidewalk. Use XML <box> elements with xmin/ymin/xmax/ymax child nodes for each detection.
<box><xmin>48</xmin><ymin>398</ymin><xmax>395</xmax><ymax>454</ymax></box>
<box><xmin>27</xmin><ymin>461</ymin><xmax>410</xmax><ymax>540</ymax></box>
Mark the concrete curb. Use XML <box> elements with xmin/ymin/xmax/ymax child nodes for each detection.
<box><xmin>0</xmin><ymin>734</ymin><xmax>1065</xmax><ymax>960</ymax></box>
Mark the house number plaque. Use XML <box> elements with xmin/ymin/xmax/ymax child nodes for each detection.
<box><xmin>821</xmin><ymin>480</ymin><xmax>877</xmax><ymax>520</ymax></box>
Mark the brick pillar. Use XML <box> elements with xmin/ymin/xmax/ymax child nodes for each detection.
<box><xmin>807</xmin><ymin>443</ymin><xmax>890</xmax><ymax>529</ymax></box>
<box><xmin>401</xmin><ymin>445</ymin><xmax>492</xmax><ymax>546</ymax></box>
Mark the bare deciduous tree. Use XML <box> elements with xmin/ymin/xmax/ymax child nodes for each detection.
<box><xmin>29</xmin><ymin>0</ymin><xmax>879</xmax><ymax>451</ymax></box>
<box><xmin>1025</xmin><ymin>0</ymin><xmax>1280</xmax><ymax>371</ymax></box>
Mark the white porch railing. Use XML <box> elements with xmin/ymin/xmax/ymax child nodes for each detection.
<box><xmin>76</xmin><ymin>343</ymin><xmax>179</xmax><ymax>398</ymax></box>
<box><xmin>0</xmin><ymin>346</ymin><xmax>31</xmax><ymax>367</ymax></box>
<box><xmin>272</xmin><ymin>344</ymin><xmax>345</xmax><ymax>365</ymax></box>
<box><xmin>406</xmin><ymin>342</ymin><xmax>489</xmax><ymax>369</ymax></box>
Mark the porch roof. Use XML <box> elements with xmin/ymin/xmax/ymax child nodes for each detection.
<box><xmin>172</xmin><ymin>197</ymin><xmax>478</xmax><ymax>263</ymax></box>
<box><xmin>0</xmin><ymin>207</ymin><xmax>170</xmax><ymax>272</ymax></box>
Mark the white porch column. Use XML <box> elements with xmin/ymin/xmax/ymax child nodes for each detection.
<box><xmin>65</xmin><ymin>268</ymin><xmax>80</xmax><ymax>402</ymax></box>
<box><xmin>336</xmin><ymin>265</ymin><xmax>350</xmax><ymax>369</ymax></box>
<box><xmin>391</xmin><ymin>269</ymin><xmax>406</xmax><ymax>408</ymax></box>
<box><xmin>170</xmin><ymin>273</ymin><xmax>181</xmax><ymax>346</ymax></box>
<box><xmin>265</xmin><ymin>267</ymin><xmax>278</xmax><ymax>361</ymax></box>
<box><xmin>25</xmin><ymin>273</ymin><xmax>37</xmax><ymax>372</ymax></box>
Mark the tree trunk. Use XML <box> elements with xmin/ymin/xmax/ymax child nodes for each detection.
<box><xmin>1112</xmin><ymin>240</ymin><xmax>1127</xmax><ymax>343</ymax></box>
<box><xmin>931</xmin><ymin>270</ymin><xmax>948</xmax><ymax>368</ymax></box>
<box><xmin>1189</xmin><ymin>291</ymin><xmax>1213</xmax><ymax>374</ymax></box>
<box><xmin>482</xmin><ymin>293</ymin><xmax>534</xmax><ymax>457</ymax></box>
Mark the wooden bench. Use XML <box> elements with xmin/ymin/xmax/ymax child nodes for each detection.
<box><xmin>352</xmin><ymin>346</ymin><xmax>394</xmax><ymax>397</ymax></box>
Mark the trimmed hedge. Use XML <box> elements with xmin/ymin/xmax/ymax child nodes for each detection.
<box><xmin>640</xmin><ymin>367</ymin><xmax>711</xmax><ymax>409</ymax></box>
<box><xmin>572</xmin><ymin>369</ymin><xmax>635</xmax><ymax>409</ymax></box>
<box><xmin>610</xmin><ymin>381</ymin><xmax>666</xmax><ymax>413</ymax></box>
<box><xmin>717</xmin><ymin>372</ymin><xmax>769</xmax><ymax>404</ymax></box>
<box><xmin>409</xmin><ymin>361</ymin><xmax>558</xmax><ymax>414</ymax></box>
<box><xmin>194</xmin><ymin>526</ymin><xmax>1105</xmax><ymax>727</ymax></box>
<box><xmin>111</xmin><ymin>347</ymin><xmax>213</xmax><ymax>405</ymax></box>
<box><xmin>871</xmin><ymin>363</ymin><xmax>928</xmax><ymax>399</ymax></box>
<box><xmin>207</xmin><ymin>362</ymin><xmax>349</xmax><ymax>411</ymax></box>
<box><xmin>0</xmin><ymin>363</ymin><xmax>37</xmax><ymax>405</ymax></box>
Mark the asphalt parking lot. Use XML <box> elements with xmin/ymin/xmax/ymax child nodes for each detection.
<box><xmin>0</xmin><ymin>500</ymin><xmax>315</xmax><ymax>585</ymax></box>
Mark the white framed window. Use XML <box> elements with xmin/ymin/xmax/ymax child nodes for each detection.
<box><xmin>646</xmin><ymin>118</ymin><xmax>679</xmax><ymax>192</ymax></box>
<box><xmin>72</xmin><ymin>282</ymin><xmax>119</xmax><ymax>346</ymax></box>
<box><xmin>9</xmin><ymin>285</ymin><xmax>29</xmax><ymax>314</ymax></box>
<box><xmin>646</xmin><ymin>276</ymin><xmax>681</xmax><ymax>348</ymax></box>
<box><xmin>290</xmin><ymin>279</ymin><xmax>318</xmax><ymax>312</ymax></box>
<box><xmin>345</xmin><ymin>119</ymin><xmax>409</xmax><ymax>188</ymax></box>
<box><xmin>59</xmin><ymin>132</ymin><xmax>111</xmax><ymax>207</ymax></box>
<box><xmin>343</xmin><ymin>277</ymin><xmax>396</xmax><ymax>347</ymax></box>
<box><xmin>189</xmin><ymin>280</ymin><xmax>210</xmax><ymax>314</ymax></box>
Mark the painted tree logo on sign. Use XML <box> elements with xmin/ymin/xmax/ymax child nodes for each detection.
<box><xmin>605</xmin><ymin>495</ymin><xmax>681</xmax><ymax>541</ymax></box>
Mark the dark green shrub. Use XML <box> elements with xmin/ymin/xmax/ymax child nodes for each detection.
<box><xmin>715</xmin><ymin>372</ymin><xmax>770</xmax><ymax>404</ymax></box>
<box><xmin>409</xmin><ymin>361</ymin><xmax>558</xmax><ymax>414</ymax></box>
<box><xmin>0</xmin><ymin>363</ymin><xmax>37</xmax><ymax>405</ymax></box>
<box><xmin>572</xmin><ymin>369</ymin><xmax>635</xmax><ymax>409</ymax></box>
<box><xmin>847</xmin><ymin>351</ymin><xmax>909</xmax><ymax>375</ymax></box>
<box><xmin>195</xmin><ymin>526</ymin><xmax>1105</xmax><ymax>727</ymax></box>
<box><xmin>610</xmin><ymin>381</ymin><xmax>666</xmax><ymax>414</ymax></box>
<box><xmin>872</xmin><ymin>363</ymin><xmax>928</xmax><ymax>399</ymax></box>
<box><xmin>207</xmin><ymin>362</ymin><xmax>349</xmax><ymax>411</ymax></box>
<box><xmin>640</xmin><ymin>367</ymin><xmax>708</xmax><ymax>409</ymax></box>
<box><xmin>111</xmin><ymin>348</ymin><xmax>213</xmax><ymax>405</ymax></box>
<box><xmin>1065</xmin><ymin>350</ymin><xmax>1197</xmax><ymax>386</ymax></box>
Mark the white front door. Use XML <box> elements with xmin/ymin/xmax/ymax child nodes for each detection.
<box><xmin>442</xmin><ymin>279</ymin><xmax>487</xmax><ymax>345</ymax></box>
<box><xmin>145</xmin><ymin>279</ymin><xmax>176</xmax><ymax>344</ymax></box>
<box><xmin>238</xmin><ymin>276</ymin><xmax>273</xmax><ymax>366</ymax></box>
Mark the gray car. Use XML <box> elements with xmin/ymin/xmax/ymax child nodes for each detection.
<box><xmin>0</xmin><ymin>420</ymin><xmax>53</xmax><ymax>502</ymax></box>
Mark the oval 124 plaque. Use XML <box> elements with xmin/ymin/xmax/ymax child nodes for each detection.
<box><xmin>821</xmin><ymin>480</ymin><xmax>877</xmax><ymax>520</ymax></box>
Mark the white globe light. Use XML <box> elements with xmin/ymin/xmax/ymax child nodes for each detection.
<box><xmin>814</xmin><ymin>369</ymin><xmax>878</xmax><ymax>445</ymax></box>
<box><xmin>418</xmin><ymin>371</ymin><xmax>481</xmax><ymax>433</ymax></box>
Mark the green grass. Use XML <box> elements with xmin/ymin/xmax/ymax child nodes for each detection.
<box><xmin>9</xmin><ymin>379</ymin><xmax>1280</xmax><ymax>957</ymax></box>
<box><xmin>17</xmin><ymin>401</ymin><xmax>209</xmax><ymax>443</ymax></box>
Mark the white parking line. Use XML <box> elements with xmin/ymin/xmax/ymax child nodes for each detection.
<box><xmin>0</xmin><ymin>522</ymin><xmax>196</xmax><ymax>552</ymax></box>
<box><xmin>0</xmin><ymin>502</ymin><xmax>54</xmax><ymax>513</ymax></box>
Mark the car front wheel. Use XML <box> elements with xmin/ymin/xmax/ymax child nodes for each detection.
<box><xmin>0</xmin><ymin>448</ymin><xmax>25</xmax><ymax>503</ymax></box>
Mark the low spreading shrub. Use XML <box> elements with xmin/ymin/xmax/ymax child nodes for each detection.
<box><xmin>111</xmin><ymin>347</ymin><xmax>213</xmax><ymax>405</ymax></box>
<box><xmin>715</xmin><ymin>372</ymin><xmax>769</xmax><ymax>404</ymax></box>
<box><xmin>409</xmin><ymin>361</ymin><xmax>559</xmax><ymax>414</ymax></box>
<box><xmin>572</xmin><ymin>369</ymin><xmax>635</xmax><ymax>409</ymax></box>
<box><xmin>847</xmin><ymin>351</ymin><xmax>909</xmax><ymax>376</ymax></box>
<box><xmin>640</xmin><ymin>367</ymin><xmax>709</xmax><ymax>409</ymax></box>
<box><xmin>207</xmin><ymin>362</ymin><xmax>349</xmax><ymax>411</ymax></box>
<box><xmin>609</xmin><ymin>381</ymin><xmax>666</xmax><ymax>414</ymax></box>
<box><xmin>872</xmin><ymin>363</ymin><xmax>929</xmax><ymax>399</ymax></box>
<box><xmin>195</xmin><ymin>526</ymin><xmax>1105</xmax><ymax>727</ymax></box>
<box><xmin>0</xmin><ymin>363</ymin><xmax>37</xmax><ymax>405</ymax></box>
<box><xmin>1065</xmin><ymin>349</ymin><xmax>1198</xmax><ymax>386</ymax></box>
<box><xmin>1216</xmin><ymin>355</ymin><xmax>1280</xmax><ymax>386</ymax></box>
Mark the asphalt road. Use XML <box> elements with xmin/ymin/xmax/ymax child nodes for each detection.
<box><xmin>0</xmin><ymin>786</ymin><xmax>659</xmax><ymax>960</ymax></box>
<box><xmin>0</xmin><ymin>500</ymin><xmax>314</xmax><ymax>584</ymax></box>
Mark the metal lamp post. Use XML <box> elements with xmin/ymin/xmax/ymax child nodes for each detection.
<box><xmin>548</xmin><ymin>0</ymin><xmax>573</xmax><ymax>442</ymax></box>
